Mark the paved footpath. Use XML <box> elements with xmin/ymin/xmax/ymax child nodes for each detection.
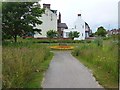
<box><xmin>42</xmin><ymin>51</ymin><xmax>103</xmax><ymax>88</ymax></box>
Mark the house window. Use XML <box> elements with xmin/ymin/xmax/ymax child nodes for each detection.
<box><xmin>51</xmin><ymin>14</ymin><xmax>53</xmax><ymax>21</ymax></box>
<box><xmin>82</xmin><ymin>25</ymin><xmax>84</xmax><ymax>28</ymax></box>
<box><xmin>82</xmin><ymin>33</ymin><xmax>83</xmax><ymax>36</ymax></box>
<box><xmin>66</xmin><ymin>32</ymin><xmax>69</xmax><ymax>38</ymax></box>
<box><xmin>45</xmin><ymin>10</ymin><xmax>48</xmax><ymax>16</ymax></box>
<box><xmin>75</xmin><ymin>25</ymin><xmax>76</xmax><ymax>29</ymax></box>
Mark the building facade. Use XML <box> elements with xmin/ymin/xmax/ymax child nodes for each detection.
<box><xmin>63</xmin><ymin>14</ymin><xmax>91</xmax><ymax>40</ymax></box>
<box><xmin>34</xmin><ymin>4</ymin><xmax>57</xmax><ymax>38</ymax></box>
<box><xmin>107</xmin><ymin>29</ymin><xmax>120</xmax><ymax>36</ymax></box>
<box><xmin>57</xmin><ymin>12</ymin><xmax>68</xmax><ymax>37</ymax></box>
<box><xmin>33</xmin><ymin>4</ymin><xmax>90</xmax><ymax>40</ymax></box>
<box><xmin>85</xmin><ymin>22</ymin><xmax>91</xmax><ymax>38</ymax></box>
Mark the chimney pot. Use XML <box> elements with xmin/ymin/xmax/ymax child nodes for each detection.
<box><xmin>78</xmin><ymin>14</ymin><xmax>81</xmax><ymax>16</ymax></box>
<box><xmin>43</xmin><ymin>4</ymin><xmax>51</xmax><ymax>9</ymax></box>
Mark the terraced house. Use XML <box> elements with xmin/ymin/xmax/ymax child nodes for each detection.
<box><xmin>34</xmin><ymin>4</ymin><xmax>58</xmax><ymax>38</ymax></box>
<box><xmin>34</xmin><ymin>4</ymin><xmax>91</xmax><ymax>40</ymax></box>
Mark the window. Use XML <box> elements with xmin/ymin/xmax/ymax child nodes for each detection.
<box><xmin>45</xmin><ymin>10</ymin><xmax>48</xmax><ymax>16</ymax></box>
<box><xmin>51</xmin><ymin>14</ymin><xmax>53</xmax><ymax>21</ymax></box>
<box><xmin>75</xmin><ymin>25</ymin><xmax>76</xmax><ymax>29</ymax></box>
<box><xmin>82</xmin><ymin>33</ymin><xmax>83</xmax><ymax>36</ymax></box>
<box><xmin>82</xmin><ymin>25</ymin><xmax>84</xmax><ymax>28</ymax></box>
<box><xmin>66</xmin><ymin>32</ymin><xmax>69</xmax><ymax>38</ymax></box>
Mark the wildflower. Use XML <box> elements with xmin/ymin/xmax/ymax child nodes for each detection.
<box><xmin>35</xmin><ymin>69</ymin><xmax>40</xmax><ymax>72</ymax></box>
<box><xmin>49</xmin><ymin>46</ymin><xmax>74</xmax><ymax>50</ymax></box>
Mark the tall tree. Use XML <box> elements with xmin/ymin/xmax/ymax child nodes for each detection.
<box><xmin>69</xmin><ymin>31</ymin><xmax>80</xmax><ymax>40</ymax></box>
<box><xmin>2</xmin><ymin>2</ymin><xmax>44</xmax><ymax>42</ymax></box>
<box><xmin>96</xmin><ymin>26</ymin><xmax>107</xmax><ymax>37</ymax></box>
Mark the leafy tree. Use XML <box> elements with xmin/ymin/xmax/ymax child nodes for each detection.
<box><xmin>2</xmin><ymin>2</ymin><xmax>44</xmax><ymax>42</ymax></box>
<box><xmin>96</xmin><ymin>26</ymin><xmax>107</xmax><ymax>37</ymax></box>
<box><xmin>47</xmin><ymin>30</ymin><xmax>58</xmax><ymax>39</ymax></box>
<box><xmin>69</xmin><ymin>31</ymin><xmax>80</xmax><ymax>40</ymax></box>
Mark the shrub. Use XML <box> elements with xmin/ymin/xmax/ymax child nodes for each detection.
<box><xmin>86</xmin><ymin>40</ymin><xmax>91</xmax><ymax>43</ymax></box>
<box><xmin>47</xmin><ymin>30</ymin><xmax>58</xmax><ymax>38</ymax></box>
<box><xmin>103</xmin><ymin>37</ymin><xmax>111</xmax><ymax>40</ymax></box>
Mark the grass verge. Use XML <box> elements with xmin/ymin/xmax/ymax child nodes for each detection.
<box><xmin>25</xmin><ymin>52</ymin><xmax>53</xmax><ymax>88</ymax></box>
<box><xmin>72</xmin><ymin>39</ymin><xmax>118</xmax><ymax>88</ymax></box>
<box><xmin>2</xmin><ymin>42</ymin><xmax>53</xmax><ymax>88</ymax></box>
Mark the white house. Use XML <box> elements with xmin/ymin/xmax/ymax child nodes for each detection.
<box><xmin>63</xmin><ymin>14</ymin><xmax>91</xmax><ymax>40</ymax></box>
<box><xmin>34</xmin><ymin>4</ymin><xmax>57</xmax><ymax>38</ymax></box>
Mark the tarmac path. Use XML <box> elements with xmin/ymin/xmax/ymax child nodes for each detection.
<box><xmin>42</xmin><ymin>51</ymin><xmax>103</xmax><ymax>88</ymax></box>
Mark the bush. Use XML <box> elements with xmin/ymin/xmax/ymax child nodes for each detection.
<box><xmin>86</xmin><ymin>40</ymin><xmax>91</xmax><ymax>43</ymax></box>
<box><xmin>103</xmin><ymin>37</ymin><xmax>110</xmax><ymax>40</ymax></box>
<box><xmin>34</xmin><ymin>40</ymin><xmax>87</xmax><ymax>44</ymax></box>
<box><xmin>79</xmin><ymin>40</ymin><xmax>85</xmax><ymax>43</ymax></box>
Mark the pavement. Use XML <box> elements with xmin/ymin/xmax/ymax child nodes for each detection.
<box><xmin>42</xmin><ymin>51</ymin><xmax>103</xmax><ymax>88</ymax></box>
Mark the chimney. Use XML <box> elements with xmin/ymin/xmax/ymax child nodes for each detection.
<box><xmin>78</xmin><ymin>14</ymin><xmax>81</xmax><ymax>17</ymax></box>
<box><xmin>43</xmin><ymin>4</ymin><xmax>51</xmax><ymax>9</ymax></box>
<box><xmin>58</xmin><ymin>12</ymin><xmax>61</xmax><ymax>23</ymax></box>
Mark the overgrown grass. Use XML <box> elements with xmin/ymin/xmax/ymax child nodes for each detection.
<box><xmin>72</xmin><ymin>39</ymin><xmax>118</xmax><ymax>88</ymax></box>
<box><xmin>2</xmin><ymin>42</ymin><xmax>53</xmax><ymax>88</ymax></box>
<box><xmin>0</xmin><ymin>45</ymin><xmax>2</xmax><ymax>89</ymax></box>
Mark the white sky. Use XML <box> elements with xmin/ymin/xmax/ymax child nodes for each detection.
<box><xmin>39</xmin><ymin>0</ymin><xmax>119</xmax><ymax>32</ymax></box>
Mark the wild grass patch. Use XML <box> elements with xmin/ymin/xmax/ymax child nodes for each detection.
<box><xmin>72</xmin><ymin>39</ymin><xmax>118</xmax><ymax>88</ymax></box>
<box><xmin>2</xmin><ymin>42</ymin><xmax>52</xmax><ymax>88</ymax></box>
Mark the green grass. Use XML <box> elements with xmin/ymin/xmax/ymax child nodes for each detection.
<box><xmin>3</xmin><ymin>36</ymin><xmax>119</xmax><ymax>88</ymax></box>
<box><xmin>72</xmin><ymin>39</ymin><xmax>118</xmax><ymax>88</ymax></box>
<box><xmin>2</xmin><ymin>42</ymin><xmax>53</xmax><ymax>88</ymax></box>
<box><xmin>0</xmin><ymin>45</ymin><xmax>2</xmax><ymax>89</ymax></box>
<box><xmin>16</xmin><ymin>37</ymin><xmax>91</xmax><ymax>44</ymax></box>
<box><xmin>25</xmin><ymin>52</ymin><xmax>53</xmax><ymax>88</ymax></box>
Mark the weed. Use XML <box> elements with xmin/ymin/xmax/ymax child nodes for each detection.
<box><xmin>2</xmin><ymin>42</ymin><xmax>52</xmax><ymax>88</ymax></box>
<box><xmin>72</xmin><ymin>39</ymin><xmax>118</xmax><ymax>88</ymax></box>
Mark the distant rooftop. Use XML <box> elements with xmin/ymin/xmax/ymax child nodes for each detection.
<box><xmin>43</xmin><ymin>4</ymin><xmax>57</xmax><ymax>14</ymax></box>
<box><xmin>58</xmin><ymin>23</ymin><xmax>68</xmax><ymax>29</ymax></box>
<box><xmin>51</xmin><ymin>10</ymin><xmax>57</xmax><ymax>14</ymax></box>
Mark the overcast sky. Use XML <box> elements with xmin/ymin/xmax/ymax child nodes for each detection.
<box><xmin>39</xmin><ymin>0</ymin><xmax>119</xmax><ymax>32</ymax></box>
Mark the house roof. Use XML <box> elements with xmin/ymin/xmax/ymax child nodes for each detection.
<box><xmin>43</xmin><ymin>4</ymin><xmax>57</xmax><ymax>15</ymax></box>
<box><xmin>58</xmin><ymin>23</ymin><xmax>68</xmax><ymax>29</ymax></box>
<box><xmin>51</xmin><ymin>10</ymin><xmax>57</xmax><ymax>14</ymax></box>
<box><xmin>85</xmin><ymin>22</ymin><xmax>90</xmax><ymax>28</ymax></box>
<box><xmin>85</xmin><ymin>22</ymin><xmax>90</xmax><ymax>31</ymax></box>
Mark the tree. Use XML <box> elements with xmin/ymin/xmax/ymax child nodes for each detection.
<box><xmin>69</xmin><ymin>31</ymin><xmax>80</xmax><ymax>40</ymax></box>
<box><xmin>2</xmin><ymin>2</ymin><xmax>44</xmax><ymax>42</ymax></box>
<box><xmin>96</xmin><ymin>26</ymin><xmax>107</xmax><ymax>37</ymax></box>
<box><xmin>47</xmin><ymin>30</ymin><xmax>58</xmax><ymax>39</ymax></box>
